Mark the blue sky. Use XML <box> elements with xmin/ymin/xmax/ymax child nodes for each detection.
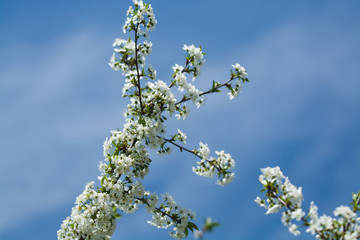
<box><xmin>0</xmin><ymin>0</ymin><xmax>359</xmax><ymax>239</ymax></box>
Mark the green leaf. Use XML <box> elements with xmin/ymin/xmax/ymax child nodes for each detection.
<box><xmin>184</xmin><ymin>227</ymin><xmax>189</xmax><ymax>237</ymax></box>
<box><xmin>187</xmin><ymin>221</ymin><xmax>199</xmax><ymax>231</ymax></box>
<box><xmin>100</xmin><ymin>176</ymin><xmax>107</xmax><ymax>186</ymax></box>
<box><xmin>212</xmin><ymin>80</ymin><xmax>216</xmax><ymax>89</ymax></box>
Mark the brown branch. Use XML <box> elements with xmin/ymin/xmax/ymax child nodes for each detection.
<box><xmin>169</xmin><ymin>59</ymin><xmax>190</xmax><ymax>88</ymax></box>
<box><xmin>175</xmin><ymin>76</ymin><xmax>235</xmax><ymax>106</ymax></box>
<box><xmin>270</xmin><ymin>193</ymin><xmax>325</xmax><ymax>239</ymax></box>
<box><xmin>162</xmin><ymin>137</ymin><xmax>222</xmax><ymax>172</ymax></box>
<box><xmin>134</xmin><ymin>24</ymin><xmax>144</xmax><ymax>115</ymax></box>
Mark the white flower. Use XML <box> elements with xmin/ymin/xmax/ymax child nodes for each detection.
<box><xmin>193</xmin><ymin>230</ymin><xmax>203</xmax><ymax>239</ymax></box>
<box><xmin>283</xmin><ymin>178</ymin><xmax>303</xmax><ymax>206</ymax></box>
<box><xmin>318</xmin><ymin>215</ymin><xmax>333</xmax><ymax>229</ymax></box>
<box><xmin>133</xmin><ymin>0</ymin><xmax>143</xmax><ymax>6</ymax></box>
<box><xmin>281</xmin><ymin>211</ymin><xmax>291</xmax><ymax>226</ymax></box>
<box><xmin>112</xmin><ymin>38</ymin><xmax>126</xmax><ymax>47</ymax></box>
<box><xmin>144</xmin><ymin>193</ymin><xmax>159</xmax><ymax>213</ymax></box>
<box><xmin>175</xmin><ymin>105</ymin><xmax>190</xmax><ymax>120</ymax></box>
<box><xmin>216</xmin><ymin>172</ymin><xmax>235</xmax><ymax>186</ymax></box>
<box><xmin>308</xmin><ymin>201</ymin><xmax>319</xmax><ymax>220</ymax></box>
<box><xmin>259</xmin><ymin>166</ymin><xmax>284</xmax><ymax>185</ymax></box>
<box><xmin>232</xmin><ymin>63</ymin><xmax>247</xmax><ymax>77</ymax></box>
<box><xmin>290</xmin><ymin>208</ymin><xmax>305</xmax><ymax>221</ymax></box>
<box><xmin>344</xmin><ymin>231</ymin><xmax>359</xmax><ymax>240</ymax></box>
<box><xmin>306</xmin><ymin>220</ymin><xmax>320</xmax><ymax>235</ymax></box>
<box><xmin>288</xmin><ymin>223</ymin><xmax>300</xmax><ymax>236</ymax></box>
<box><xmin>177</xmin><ymin>129</ymin><xmax>187</xmax><ymax>144</ymax></box>
<box><xmin>266</xmin><ymin>204</ymin><xmax>282</xmax><ymax>214</ymax></box>
<box><xmin>334</xmin><ymin>205</ymin><xmax>356</xmax><ymax>220</ymax></box>
<box><xmin>228</xmin><ymin>90</ymin><xmax>239</xmax><ymax>100</ymax></box>
<box><xmin>255</xmin><ymin>197</ymin><xmax>267</xmax><ymax>209</ymax></box>
<box><xmin>198</xmin><ymin>142</ymin><xmax>210</xmax><ymax>159</ymax></box>
<box><xmin>148</xmin><ymin>65</ymin><xmax>157</xmax><ymax>80</ymax></box>
<box><xmin>183</xmin><ymin>44</ymin><xmax>205</xmax><ymax>78</ymax></box>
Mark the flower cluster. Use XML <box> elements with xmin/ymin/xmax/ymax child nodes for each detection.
<box><xmin>147</xmin><ymin>194</ymin><xmax>197</xmax><ymax>239</ymax></box>
<box><xmin>192</xmin><ymin>143</ymin><xmax>235</xmax><ymax>186</ymax></box>
<box><xmin>227</xmin><ymin>63</ymin><xmax>248</xmax><ymax>100</ymax></box>
<box><xmin>59</xmin><ymin>0</ymin><xmax>249</xmax><ymax>239</ymax></box>
<box><xmin>183</xmin><ymin>44</ymin><xmax>206</xmax><ymax>78</ymax></box>
<box><xmin>256</xmin><ymin>166</ymin><xmax>360</xmax><ymax>239</ymax></box>
<box><xmin>58</xmin><ymin>182</ymin><xmax>118</xmax><ymax>240</ymax></box>
<box><xmin>171</xmin><ymin>46</ymin><xmax>205</xmax><ymax>109</ymax></box>
<box><xmin>123</xmin><ymin>0</ymin><xmax>157</xmax><ymax>36</ymax></box>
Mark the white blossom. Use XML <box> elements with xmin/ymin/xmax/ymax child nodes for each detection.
<box><xmin>183</xmin><ymin>44</ymin><xmax>205</xmax><ymax>78</ymax></box>
<box><xmin>60</xmin><ymin>0</ymin><xmax>247</xmax><ymax>239</ymax></box>
<box><xmin>259</xmin><ymin>166</ymin><xmax>284</xmax><ymax>185</ymax></box>
<box><xmin>177</xmin><ymin>129</ymin><xmax>187</xmax><ymax>144</ymax></box>
<box><xmin>291</xmin><ymin>208</ymin><xmax>305</xmax><ymax>221</ymax></box>
<box><xmin>266</xmin><ymin>204</ymin><xmax>282</xmax><ymax>214</ymax></box>
<box><xmin>257</xmin><ymin>167</ymin><xmax>360</xmax><ymax>239</ymax></box>
<box><xmin>334</xmin><ymin>205</ymin><xmax>356</xmax><ymax>220</ymax></box>
<box><xmin>289</xmin><ymin>223</ymin><xmax>300</xmax><ymax>236</ymax></box>
<box><xmin>231</xmin><ymin>63</ymin><xmax>247</xmax><ymax>78</ymax></box>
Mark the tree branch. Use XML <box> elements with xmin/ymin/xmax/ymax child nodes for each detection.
<box><xmin>162</xmin><ymin>137</ymin><xmax>223</xmax><ymax>172</ymax></box>
<box><xmin>169</xmin><ymin>59</ymin><xmax>190</xmax><ymax>88</ymax></box>
<box><xmin>134</xmin><ymin>24</ymin><xmax>144</xmax><ymax>115</ymax></box>
<box><xmin>271</xmin><ymin>192</ymin><xmax>325</xmax><ymax>239</ymax></box>
<box><xmin>175</xmin><ymin>76</ymin><xmax>235</xmax><ymax>106</ymax></box>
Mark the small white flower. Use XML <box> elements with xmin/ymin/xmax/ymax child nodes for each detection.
<box><xmin>266</xmin><ymin>204</ymin><xmax>282</xmax><ymax>214</ymax></box>
<box><xmin>231</xmin><ymin>63</ymin><xmax>247</xmax><ymax>77</ymax></box>
<box><xmin>290</xmin><ymin>208</ymin><xmax>305</xmax><ymax>221</ymax></box>
<box><xmin>334</xmin><ymin>205</ymin><xmax>356</xmax><ymax>220</ymax></box>
<box><xmin>177</xmin><ymin>129</ymin><xmax>187</xmax><ymax>144</ymax></box>
<box><xmin>255</xmin><ymin>197</ymin><xmax>267</xmax><ymax>209</ymax></box>
<box><xmin>288</xmin><ymin>223</ymin><xmax>300</xmax><ymax>236</ymax></box>
<box><xmin>198</xmin><ymin>142</ymin><xmax>210</xmax><ymax>159</ymax></box>
<box><xmin>318</xmin><ymin>215</ymin><xmax>333</xmax><ymax>229</ymax></box>
<box><xmin>132</xmin><ymin>0</ymin><xmax>143</xmax><ymax>6</ymax></box>
<box><xmin>344</xmin><ymin>231</ymin><xmax>359</xmax><ymax>240</ymax></box>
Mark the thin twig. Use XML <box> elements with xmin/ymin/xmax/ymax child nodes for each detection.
<box><xmin>162</xmin><ymin>137</ymin><xmax>222</xmax><ymax>172</ymax></box>
<box><xmin>134</xmin><ymin>24</ymin><xmax>144</xmax><ymax>114</ymax></box>
<box><xmin>271</xmin><ymin>193</ymin><xmax>325</xmax><ymax>239</ymax></box>
<box><xmin>169</xmin><ymin>59</ymin><xmax>190</xmax><ymax>88</ymax></box>
<box><xmin>175</xmin><ymin>76</ymin><xmax>235</xmax><ymax>106</ymax></box>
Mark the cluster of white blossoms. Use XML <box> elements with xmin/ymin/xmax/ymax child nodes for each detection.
<box><xmin>147</xmin><ymin>194</ymin><xmax>197</xmax><ymax>239</ymax></box>
<box><xmin>59</xmin><ymin>0</ymin><xmax>249</xmax><ymax>239</ymax></box>
<box><xmin>192</xmin><ymin>143</ymin><xmax>235</xmax><ymax>186</ymax></box>
<box><xmin>123</xmin><ymin>0</ymin><xmax>156</xmax><ymax>36</ymax></box>
<box><xmin>171</xmin><ymin>50</ymin><xmax>204</xmax><ymax>109</ymax></box>
<box><xmin>256</xmin><ymin>166</ymin><xmax>360</xmax><ymax>239</ymax></box>
<box><xmin>58</xmin><ymin>182</ymin><xmax>118</xmax><ymax>240</ymax></box>
<box><xmin>183</xmin><ymin>44</ymin><xmax>206</xmax><ymax>78</ymax></box>
<box><xmin>228</xmin><ymin>63</ymin><xmax>248</xmax><ymax>100</ymax></box>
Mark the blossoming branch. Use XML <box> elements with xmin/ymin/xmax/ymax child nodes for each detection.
<box><xmin>58</xmin><ymin>0</ymin><xmax>248</xmax><ymax>239</ymax></box>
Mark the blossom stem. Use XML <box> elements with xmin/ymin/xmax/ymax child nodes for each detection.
<box><xmin>169</xmin><ymin>59</ymin><xmax>190</xmax><ymax>88</ymax></box>
<box><xmin>271</xmin><ymin>192</ymin><xmax>325</xmax><ymax>239</ymax></box>
<box><xmin>154</xmin><ymin>207</ymin><xmax>182</xmax><ymax>224</ymax></box>
<box><xmin>162</xmin><ymin>137</ymin><xmax>223</xmax><ymax>172</ymax></box>
<box><xmin>175</xmin><ymin>76</ymin><xmax>235</xmax><ymax>106</ymax></box>
<box><xmin>136</xmin><ymin>196</ymin><xmax>182</xmax><ymax>224</ymax></box>
<box><xmin>134</xmin><ymin>24</ymin><xmax>144</xmax><ymax>115</ymax></box>
<box><xmin>163</xmin><ymin>137</ymin><xmax>198</xmax><ymax>157</ymax></box>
